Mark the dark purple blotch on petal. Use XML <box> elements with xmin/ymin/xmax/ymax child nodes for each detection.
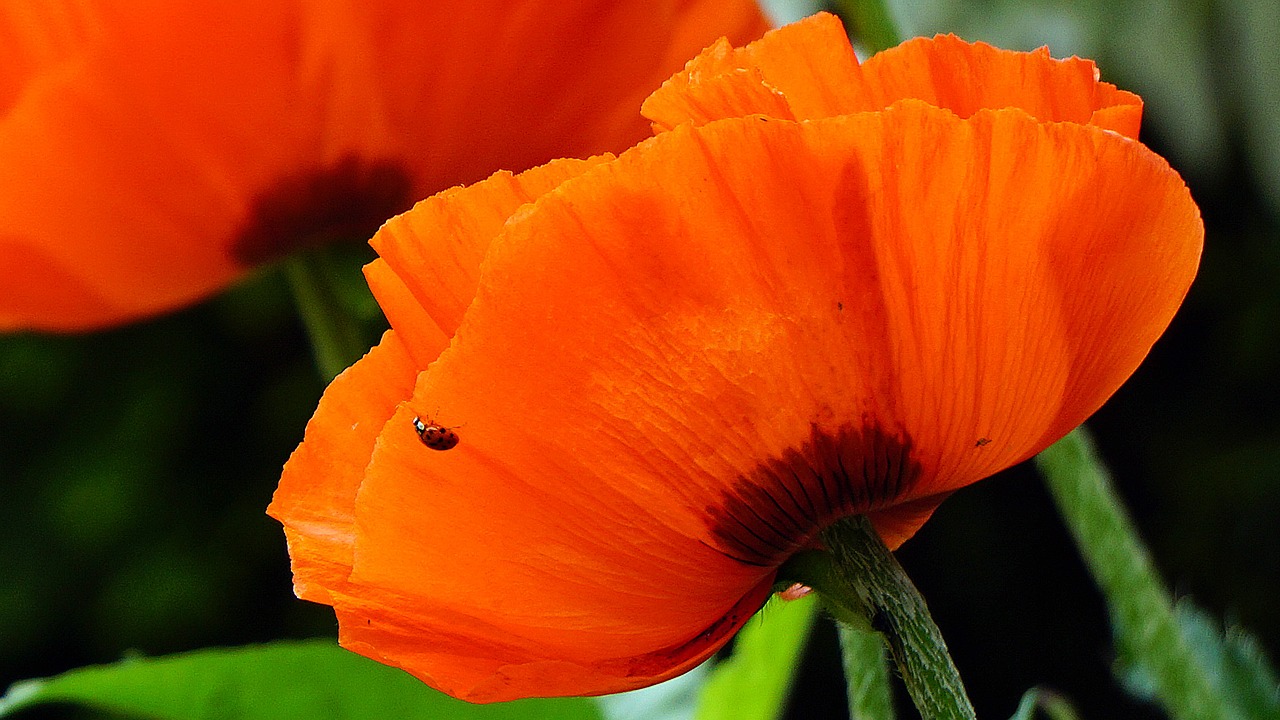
<box><xmin>232</xmin><ymin>154</ymin><xmax>413</xmax><ymax>265</ymax></box>
<box><xmin>707</xmin><ymin>422</ymin><xmax>921</xmax><ymax>567</ymax></box>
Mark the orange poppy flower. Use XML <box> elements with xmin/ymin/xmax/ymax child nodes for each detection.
<box><xmin>269</xmin><ymin>12</ymin><xmax>1202</xmax><ymax>702</ymax></box>
<box><xmin>0</xmin><ymin>0</ymin><xmax>769</xmax><ymax>331</ymax></box>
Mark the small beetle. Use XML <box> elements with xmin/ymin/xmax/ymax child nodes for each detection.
<box><xmin>412</xmin><ymin>416</ymin><xmax>460</xmax><ymax>451</ymax></box>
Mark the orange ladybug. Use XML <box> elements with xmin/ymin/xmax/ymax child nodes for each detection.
<box><xmin>412</xmin><ymin>416</ymin><xmax>459</xmax><ymax>451</ymax></box>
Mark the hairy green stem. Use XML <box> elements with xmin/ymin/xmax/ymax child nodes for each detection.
<box><xmin>1035</xmin><ymin>427</ymin><xmax>1234</xmax><ymax>720</ymax></box>
<box><xmin>784</xmin><ymin>516</ymin><xmax>975</xmax><ymax>719</ymax></box>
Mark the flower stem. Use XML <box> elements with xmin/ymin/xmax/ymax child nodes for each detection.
<box><xmin>1035</xmin><ymin>427</ymin><xmax>1234</xmax><ymax>720</ymax></box>
<box><xmin>784</xmin><ymin>516</ymin><xmax>976</xmax><ymax>719</ymax></box>
<box><xmin>827</xmin><ymin>0</ymin><xmax>902</xmax><ymax>54</ymax></box>
<box><xmin>1011</xmin><ymin>688</ymin><xmax>1083</xmax><ymax>720</ymax></box>
<box><xmin>282</xmin><ymin>250</ymin><xmax>368</xmax><ymax>381</ymax></box>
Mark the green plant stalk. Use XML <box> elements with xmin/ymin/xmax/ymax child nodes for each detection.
<box><xmin>1035</xmin><ymin>427</ymin><xmax>1234</xmax><ymax>720</ymax></box>
<box><xmin>282</xmin><ymin>251</ymin><xmax>367</xmax><ymax>382</ymax></box>
<box><xmin>827</xmin><ymin>0</ymin><xmax>902</xmax><ymax>55</ymax></box>
<box><xmin>784</xmin><ymin>516</ymin><xmax>976</xmax><ymax>720</ymax></box>
<box><xmin>1010</xmin><ymin>688</ymin><xmax>1083</xmax><ymax>720</ymax></box>
<box><xmin>835</xmin><ymin>619</ymin><xmax>896</xmax><ymax>720</ymax></box>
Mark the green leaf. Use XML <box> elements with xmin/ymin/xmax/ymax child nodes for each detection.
<box><xmin>1036</xmin><ymin>427</ymin><xmax>1279</xmax><ymax>720</ymax></box>
<box><xmin>0</xmin><ymin>640</ymin><xmax>603</xmax><ymax>720</ymax></box>
<box><xmin>596</xmin><ymin>664</ymin><xmax>709</xmax><ymax>720</ymax></box>
<box><xmin>837</xmin><ymin>623</ymin><xmax>894</xmax><ymax>720</ymax></box>
<box><xmin>695</xmin><ymin>594</ymin><xmax>818</xmax><ymax>720</ymax></box>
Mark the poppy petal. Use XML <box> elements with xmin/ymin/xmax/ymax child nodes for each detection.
<box><xmin>643</xmin><ymin>12</ymin><xmax>861</xmax><ymax>130</ymax></box>
<box><xmin>642</xmin><ymin>12</ymin><xmax>1141</xmax><ymax>138</ymax></box>
<box><xmin>368</xmin><ymin>157</ymin><xmax>614</xmax><ymax>349</ymax></box>
<box><xmin>324</xmin><ymin>103</ymin><xmax>1200</xmax><ymax>699</ymax></box>
<box><xmin>0</xmin><ymin>238</ymin><xmax>118</xmax><ymax>330</ymax></box>
<box><xmin>267</xmin><ymin>329</ymin><xmax>418</xmax><ymax>605</ymax></box>
<box><xmin>361</xmin><ymin>261</ymin><xmax>451</xmax><ymax>369</ymax></box>
<box><xmin>332</xmin><ymin>555</ymin><xmax>775</xmax><ymax>700</ymax></box>
<box><xmin>860</xmin><ymin>34</ymin><xmax>1143</xmax><ymax>137</ymax></box>
<box><xmin>342</xmin><ymin>398</ymin><xmax>772</xmax><ymax>701</ymax></box>
<box><xmin>1</xmin><ymin>3</ymin><xmax>279</xmax><ymax>330</ymax></box>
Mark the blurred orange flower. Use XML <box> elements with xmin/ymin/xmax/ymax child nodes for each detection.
<box><xmin>269</xmin><ymin>13</ymin><xmax>1202</xmax><ymax>702</ymax></box>
<box><xmin>0</xmin><ymin>0</ymin><xmax>769</xmax><ymax>331</ymax></box>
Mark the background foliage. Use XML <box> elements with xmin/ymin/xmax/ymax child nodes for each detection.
<box><xmin>2</xmin><ymin>0</ymin><xmax>1276</xmax><ymax>717</ymax></box>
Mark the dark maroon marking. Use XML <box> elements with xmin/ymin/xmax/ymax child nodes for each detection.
<box><xmin>231</xmin><ymin>154</ymin><xmax>413</xmax><ymax>265</ymax></box>
<box><xmin>706</xmin><ymin>422</ymin><xmax>921</xmax><ymax>567</ymax></box>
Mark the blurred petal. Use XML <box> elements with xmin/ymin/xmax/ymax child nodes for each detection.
<box><xmin>0</xmin><ymin>0</ymin><xmax>770</xmax><ymax>331</ymax></box>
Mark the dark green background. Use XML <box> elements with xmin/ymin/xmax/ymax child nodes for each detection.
<box><xmin>2</xmin><ymin>1</ymin><xmax>1276</xmax><ymax>718</ymax></box>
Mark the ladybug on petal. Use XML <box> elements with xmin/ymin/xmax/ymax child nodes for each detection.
<box><xmin>413</xmin><ymin>416</ymin><xmax>460</xmax><ymax>451</ymax></box>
